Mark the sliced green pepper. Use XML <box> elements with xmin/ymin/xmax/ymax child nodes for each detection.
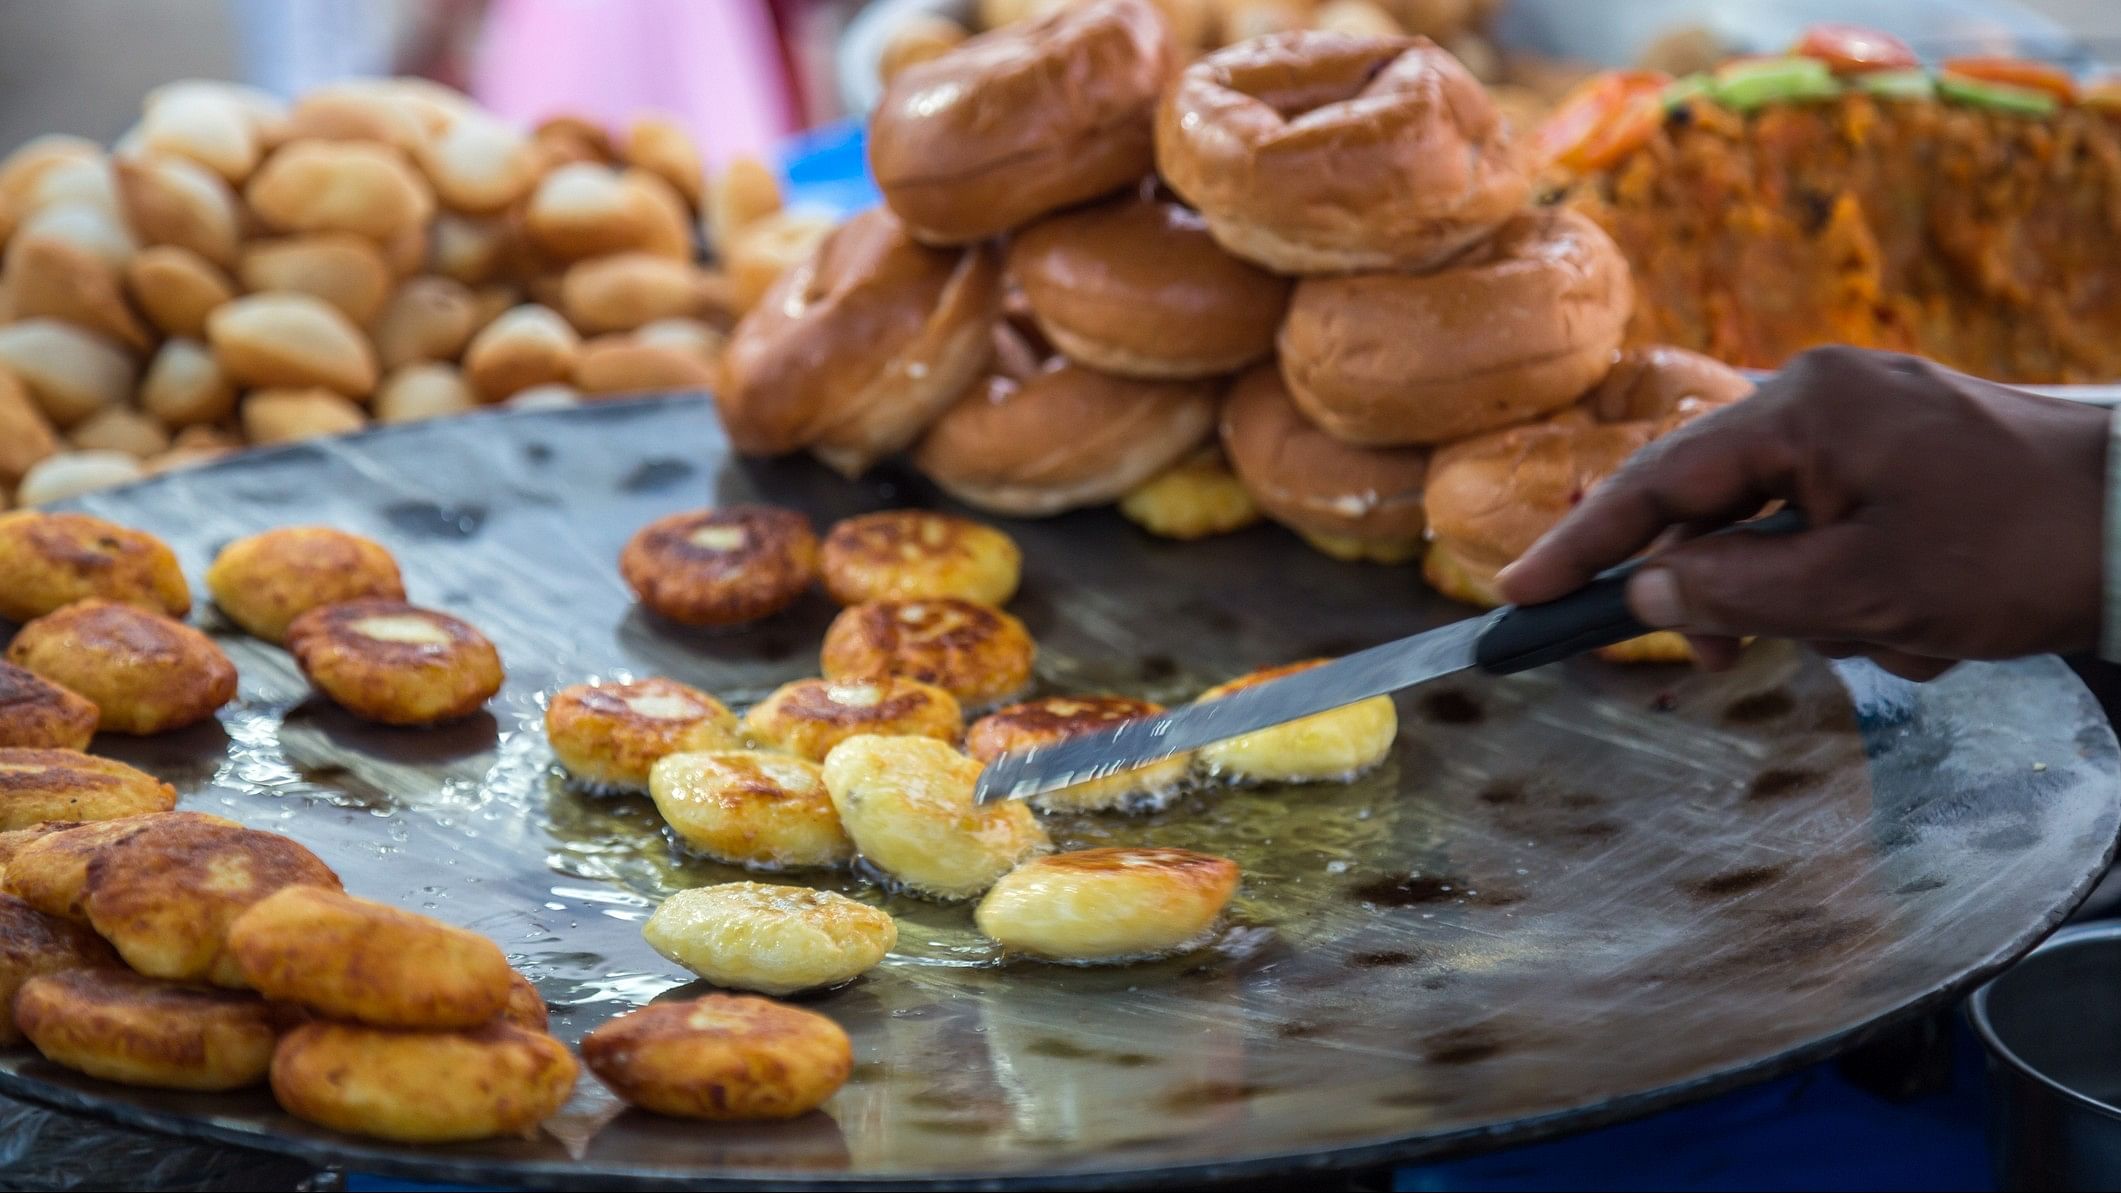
<box><xmin>1937</xmin><ymin>71</ymin><xmax>2060</xmax><ymax>116</ymax></box>
<box><xmin>1855</xmin><ymin>68</ymin><xmax>1937</xmax><ymax>101</ymax></box>
<box><xmin>1662</xmin><ymin>73</ymin><xmax>1712</xmax><ymax>110</ymax></box>
<box><xmin>1713</xmin><ymin>57</ymin><xmax>1842</xmax><ymax>111</ymax></box>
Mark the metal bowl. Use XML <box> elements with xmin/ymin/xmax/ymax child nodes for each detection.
<box><xmin>1971</xmin><ymin>921</ymin><xmax>2121</xmax><ymax>1190</ymax></box>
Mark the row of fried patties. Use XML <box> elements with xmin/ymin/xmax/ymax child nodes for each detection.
<box><xmin>715</xmin><ymin>1</ymin><xmax>1756</xmax><ymax>626</ymax></box>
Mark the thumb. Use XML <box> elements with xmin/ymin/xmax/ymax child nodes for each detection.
<box><xmin>1626</xmin><ymin>525</ymin><xmax>1861</xmax><ymax>641</ymax></box>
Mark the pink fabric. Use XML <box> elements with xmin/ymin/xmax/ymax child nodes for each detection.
<box><xmin>469</xmin><ymin>0</ymin><xmax>794</xmax><ymax>168</ymax></box>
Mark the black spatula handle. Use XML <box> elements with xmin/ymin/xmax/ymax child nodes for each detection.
<box><xmin>1472</xmin><ymin>508</ymin><xmax>1808</xmax><ymax>676</ymax></box>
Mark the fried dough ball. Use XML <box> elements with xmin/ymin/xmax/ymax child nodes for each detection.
<box><xmin>0</xmin><ymin>748</ymin><xmax>176</xmax><ymax>829</ymax></box>
<box><xmin>0</xmin><ymin>811</ymin><xmax>235</xmax><ymax>920</ymax></box>
<box><xmin>544</xmin><ymin>678</ymin><xmax>738</xmax><ymax>795</ymax></box>
<box><xmin>1195</xmin><ymin>660</ymin><xmax>1398</xmax><ymax>783</ymax></box>
<box><xmin>16</xmin><ymin>968</ymin><xmax>276</xmax><ymax>1090</ymax></box>
<box><xmin>82</xmin><ymin>818</ymin><xmax>341</xmax><ymax>987</ymax></box>
<box><xmin>0</xmin><ymin>662</ymin><xmax>99</xmax><ymax>750</ymax></box>
<box><xmin>6</xmin><ymin>600</ymin><xmax>236</xmax><ymax>736</ymax></box>
<box><xmin>0</xmin><ymin>893</ymin><xmax>119</xmax><ymax>1044</ymax></box>
<box><xmin>1117</xmin><ymin>448</ymin><xmax>1262</xmax><ymax>540</ymax></box>
<box><xmin>581</xmin><ymin>995</ymin><xmax>851</xmax><ymax>1120</ymax></box>
<box><xmin>974</xmin><ymin>847</ymin><xmax>1239</xmax><ymax>962</ymax></box>
<box><xmin>227</xmin><ymin>886</ymin><xmax>512</xmax><ymax>1028</ymax></box>
<box><xmin>965</xmin><ymin>696</ymin><xmax>1189</xmax><ymax>813</ymax></box>
<box><xmin>819</xmin><ymin>511</ymin><xmax>1021</xmax><ymax>607</ymax></box>
<box><xmin>820</xmin><ymin>735</ymin><xmax>1048</xmax><ymax>901</ymax></box>
<box><xmin>620</xmin><ymin>507</ymin><xmax>820</xmax><ymax>627</ymax></box>
<box><xmin>285</xmin><ymin>599</ymin><xmax>504</xmax><ymax>726</ymax></box>
<box><xmin>643</xmin><ymin>883</ymin><xmax>894</xmax><ymax>995</ymax></box>
<box><xmin>271</xmin><ymin>1021</ymin><xmax>579</xmax><ymax>1143</ymax></box>
<box><xmin>820</xmin><ymin>599</ymin><xmax>1036</xmax><ymax>709</ymax></box>
<box><xmin>502</xmin><ymin>970</ymin><xmax>548</xmax><ymax>1032</ymax></box>
<box><xmin>648</xmin><ymin>752</ymin><xmax>853</xmax><ymax>870</ymax></box>
<box><xmin>205</xmin><ymin>526</ymin><xmax>406</xmax><ymax>644</ymax></box>
<box><xmin>0</xmin><ymin>511</ymin><xmax>189</xmax><ymax>622</ymax></box>
<box><xmin>739</xmin><ymin>676</ymin><xmax>963</xmax><ymax>763</ymax></box>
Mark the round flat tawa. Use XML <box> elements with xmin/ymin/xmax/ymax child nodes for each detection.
<box><xmin>4</xmin><ymin>396</ymin><xmax>2115</xmax><ymax>1189</ymax></box>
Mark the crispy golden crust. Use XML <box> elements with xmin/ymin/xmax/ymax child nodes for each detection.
<box><xmin>206</xmin><ymin>527</ymin><xmax>406</xmax><ymax>644</ymax></box>
<box><xmin>227</xmin><ymin>886</ymin><xmax>513</xmax><ymax>1028</ymax></box>
<box><xmin>0</xmin><ymin>748</ymin><xmax>177</xmax><ymax>830</ymax></box>
<box><xmin>581</xmin><ymin>995</ymin><xmax>851</xmax><ymax>1120</ymax></box>
<box><xmin>0</xmin><ymin>512</ymin><xmax>190</xmax><ymax>623</ymax></box>
<box><xmin>83</xmin><ymin>819</ymin><xmax>341</xmax><ymax>987</ymax></box>
<box><xmin>1117</xmin><ymin>448</ymin><xmax>1262</xmax><ymax>540</ymax></box>
<box><xmin>642</xmin><ymin>882</ymin><xmax>895</xmax><ymax>995</ymax></box>
<box><xmin>648</xmin><ymin>751</ymin><xmax>854</xmax><ymax>870</ymax></box>
<box><xmin>820</xmin><ymin>735</ymin><xmax>1048</xmax><ymax>901</ymax></box>
<box><xmin>819</xmin><ymin>599</ymin><xmax>1035</xmax><ymax>708</ymax></box>
<box><xmin>820</xmin><ymin>511</ymin><xmax>1022</xmax><ymax>607</ymax></box>
<box><xmin>966</xmin><ymin>696</ymin><xmax>1190</xmax><ymax>811</ymax></box>
<box><xmin>5</xmin><ymin>600</ymin><xmax>236</xmax><ymax>736</ymax></box>
<box><xmin>619</xmin><ymin>507</ymin><xmax>820</xmax><ymax>626</ymax></box>
<box><xmin>16</xmin><ymin>968</ymin><xmax>277</xmax><ymax>1091</ymax></box>
<box><xmin>543</xmin><ymin>678</ymin><xmax>738</xmax><ymax>793</ymax></box>
<box><xmin>0</xmin><ymin>663</ymin><xmax>99</xmax><ymax>751</ymax></box>
<box><xmin>284</xmin><ymin>599</ymin><xmax>504</xmax><ymax>726</ymax></box>
<box><xmin>0</xmin><ymin>812</ymin><xmax>234</xmax><ymax>921</ymax></box>
<box><xmin>502</xmin><ymin>971</ymin><xmax>549</xmax><ymax>1032</ymax></box>
<box><xmin>974</xmin><ymin>847</ymin><xmax>1239</xmax><ymax>961</ymax></box>
<box><xmin>1196</xmin><ymin>660</ymin><xmax>1399</xmax><ymax>782</ymax></box>
<box><xmin>740</xmin><ymin>676</ymin><xmax>963</xmax><ymax>763</ymax></box>
<box><xmin>271</xmin><ymin>1021</ymin><xmax>579</xmax><ymax>1143</ymax></box>
<box><xmin>0</xmin><ymin>892</ymin><xmax>119</xmax><ymax>1044</ymax></box>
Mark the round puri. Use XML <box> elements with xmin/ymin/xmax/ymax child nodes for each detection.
<box><xmin>643</xmin><ymin>882</ymin><xmax>895</xmax><ymax>996</ymax></box>
<box><xmin>820</xmin><ymin>510</ymin><xmax>1021</xmax><ymax>606</ymax></box>
<box><xmin>544</xmin><ymin>678</ymin><xmax>739</xmax><ymax>794</ymax></box>
<box><xmin>581</xmin><ymin>995</ymin><xmax>852</xmax><ymax>1120</ymax></box>
<box><xmin>974</xmin><ymin>847</ymin><xmax>1239</xmax><ymax>962</ymax></box>
<box><xmin>820</xmin><ymin>598</ymin><xmax>1035</xmax><ymax>708</ymax></box>
<box><xmin>228</xmin><ymin>885</ymin><xmax>513</xmax><ymax>1028</ymax></box>
<box><xmin>16</xmin><ymin>967</ymin><xmax>276</xmax><ymax>1090</ymax></box>
<box><xmin>649</xmin><ymin>751</ymin><xmax>853</xmax><ymax>871</ymax></box>
<box><xmin>0</xmin><ymin>511</ymin><xmax>190</xmax><ymax>623</ymax></box>
<box><xmin>206</xmin><ymin>526</ymin><xmax>406</xmax><ymax>643</ymax></box>
<box><xmin>740</xmin><ymin>676</ymin><xmax>963</xmax><ymax>763</ymax></box>
<box><xmin>6</xmin><ymin>599</ymin><xmax>235</xmax><ymax>735</ymax></box>
<box><xmin>285</xmin><ymin>599</ymin><xmax>503</xmax><ymax>725</ymax></box>
<box><xmin>619</xmin><ymin>507</ymin><xmax>819</xmax><ymax>627</ymax></box>
<box><xmin>271</xmin><ymin>1020</ymin><xmax>579</xmax><ymax>1143</ymax></box>
<box><xmin>966</xmin><ymin>696</ymin><xmax>1190</xmax><ymax>812</ymax></box>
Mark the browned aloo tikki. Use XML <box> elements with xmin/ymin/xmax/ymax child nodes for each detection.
<box><xmin>966</xmin><ymin>696</ymin><xmax>1190</xmax><ymax>812</ymax></box>
<box><xmin>582</xmin><ymin>995</ymin><xmax>852</xmax><ymax>1120</ymax></box>
<box><xmin>6</xmin><ymin>601</ymin><xmax>236</xmax><ymax>736</ymax></box>
<box><xmin>620</xmin><ymin>507</ymin><xmax>820</xmax><ymax>627</ymax></box>
<box><xmin>15</xmin><ymin>968</ymin><xmax>278</xmax><ymax>1091</ymax></box>
<box><xmin>271</xmin><ymin>1020</ymin><xmax>579</xmax><ymax>1143</ymax></box>
<box><xmin>0</xmin><ymin>749</ymin><xmax>177</xmax><ymax>830</ymax></box>
<box><xmin>227</xmin><ymin>885</ymin><xmax>513</xmax><ymax>1029</ymax></box>
<box><xmin>1156</xmin><ymin>32</ymin><xmax>1528</xmax><ymax>274</ymax></box>
<box><xmin>0</xmin><ymin>511</ymin><xmax>190</xmax><ymax>623</ymax></box>
<box><xmin>868</xmin><ymin>0</ymin><xmax>1174</xmax><ymax>244</ymax></box>
<box><xmin>820</xmin><ymin>510</ymin><xmax>1021</xmax><ymax>607</ymax></box>
<box><xmin>543</xmin><ymin>677</ymin><xmax>739</xmax><ymax>794</ymax></box>
<box><xmin>82</xmin><ymin>818</ymin><xmax>341</xmax><ymax>987</ymax></box>
<box><xmin>0</xmin><ymin>812</ymin><xmax>236</xmax><ymax>921</ymax></box>
<box><xmin>821</xmin><ymin>599</ymin><xmax>1036</xmax><ymax>708</ymax></box>
<box><xmin>0</xmin><ymin>893</ymin><xmax>119</xmax><ymax>1044</ymax></box>
<box><xmin>206</xmin><ymin>526</ymin><xmax>406</xmax><ymax>643</ymax></box>
<box><xmin>740</xmin><ymin>675</ymin><xmax>964</xmax><ymax>762</ymax></box>
<box><xmin>717</xmin><ymin>209</ymin><xmax>999</xmax><ymax>477</ymax></box>
<box><xmin>1007</xmin><ymin>189</ymin><xmax>1291</xmax><ymax>379</ymax></box>
<box><xmin>285</xmin><ymin>599</ymin><xmax>504</xmax><ymax>725</ymax></box>
<box><xmin>0</xmin><ymin>662</ymin><xmax>99</xmax><ymax>751</ymax></box>
<box><xmin>1279</xmin><ymin>207</ymin><xmax>1633</xmax><ymax>446</ymax></box>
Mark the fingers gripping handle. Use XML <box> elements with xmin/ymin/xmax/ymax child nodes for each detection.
<box><xmin>1473</xmin><ymin>509</ymin><xmax>1809</xmax><ymax>676</ymax></box>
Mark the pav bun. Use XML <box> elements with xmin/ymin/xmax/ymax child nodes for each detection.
<box><xmin>1220</xmin><ymin>366</ymin><xmax>1429</xmax><ymax>564</ymax></box>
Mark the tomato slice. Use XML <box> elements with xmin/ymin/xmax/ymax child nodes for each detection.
<box><xmin>1940</xmin><ymin>57</ymin><xmax>2077</xmax><ymax>103</ymax></box>
<box><xmin>1793</xmin><ymin>24</ymin><xmax>1920</xmax><ymax>74</ymax></box>
<box><xmin>1535</xmin><ymin>70</ymin><xmax>1671</xmax><ymax>173</ymax></box>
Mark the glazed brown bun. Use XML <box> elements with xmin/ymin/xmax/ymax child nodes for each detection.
<box><xmin>914</xmin><ymin>347</ymin><xmax>1218</xmax><ymax>517</ymax></box>
<box><xmin>1007</xmin><ymin>188</ymin><xmax>1291</xmax><ymax>379</ymax></box>
<box><xmin>1220</xmin><ymin>365</ymin><xmax>1429</xmax><ymax>563</ymax></box>
<box><xmin>1278</xmin><ymin>207</ymin><xmax>1631</xmax><ymax>446</ymax></box>
<box><xmin>718</xmin><ymin>209</ymin><xmax>999</xmax><ymax>477</ymax></box>
<box><xmin>1156</xmin><ymin>32</ymin><xmax>1528</xmax><ymax>274</ymax></box>
<box><xmin>869</xmin><ymin>0</ymin><xmax>1174</xmax><ymax>245</ymax></box>
<box><xmin>1422</xmin><ymin>345</ymin><xmax>1752</xmax><ymax>605</ymax></box>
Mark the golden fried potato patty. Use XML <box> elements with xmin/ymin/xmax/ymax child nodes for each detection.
<box><xmin>648</xmin><ymin>751</ymin><xmax>853</xmax><ymax>870</ymax></box>
<box><xmin>544</xmin><ymin>677</ymin><xmax>738</xmax><ymax>793</ymax></box>
<box><xmin>0</xmin><ymin>749</ymin><xmax>177</xmax><ymax>830</ymax></box>
<box><xmin>966</xmin><ymin>695</ymin><xmax>1189</xmax><ymax>812</ymax></box>
<box><xmin>0</xmin><ymin>812</ymin><xmax>235</xmax><ymax>921</ymax></box>
<box><xmin>271</xmin><ymin>1020</ymin><xmax>579</xmax><ymax>1143</ymax></box>
<box><xmin>285</xmin><ymin>599</ymin><xmax>504</xmax><ymax>726</ymax></box>
<box><xmin>0</xmin><ymin>511</ymin><xmax>190</xmax><ymax>623</ymax></box>
<box><xmin>581</xmin><ymin>995</ymin><xmax>851</xmax><ymax>1120</ymax></box>
<box><xmin>1196</xmin><ymin>660</ymin><xmax>1398</xmax><ymax>783</ymax></box>
<box><xmin>6</xmin><ymin>600</ymin><xmax>237</xmax><ymax>735</ymax></box>
<box><xmin>819</xmin><ymin>510</ymin><xmax>1021</xmax><ymax>606</ymax></box>
<box><xmin>502</xmin><ymin>970</ymin><xmax>548</xmax><ymax>1032</ymax></box>
<box><xmin>620</xmin><ymin>506</ymin><xmax>819</xmax><ymax>626</ymax></box>
<box><xmin>0</xmin><ymin>892</ymin><xmax>119</xmax><ymax>1044</ymax></box>
<box><xmin>819</xmin><ymin>599</ymin><xmax>1036</xmax><ymax>708</ymax></box>
<box><xmin>974</xmin><ymin>847</ymin><xmax>1240</xmax><ymax>963</ymax></box>
<box><xmin>206</xmin><ymin>526</ymin><xmax>407</xmax><ymax>643</ymax></box>
<box><xmin>820</xmin><ymin>735</ymin><xmax>1047</xmax><ymax>901</ymax></box>
<box><xmin>16</xmin><ymin>967</ymin><xmax>277</xmax><ymax>1090</ymax></box>
<box><xmin>228</xmin><ymin>885</ymin><xmax>513</xmax><ymax>1028</ymax></box>
<box><xmin>740</xmin><ymin>676</ymin><xmax>962</xmax><ymax>763</ymax></box>
<box><xmin>643</xmin><ymin>883</ymin><xmax>895</xmax><ymax>995</ymax></box>
<box><xmin>0</xmin><ymin>662</ymin><xmax>99</xmax><ymax>751</ymax></box>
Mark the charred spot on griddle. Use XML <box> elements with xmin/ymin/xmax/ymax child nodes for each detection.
<box><xmin>1724</xmin><ymin>688</ymin><xmax>1796</xmax><ymax>724</ymax></box>
<box><xmin>1420</xmin><ymin>690</ymin><xmax>1483</xmax><ymax>725</ymax></box>
<box><xmin>1747</xmin><ymin>768</ymin><xmax>1817</xmax><ymax>802</ymax></box>
<box><xmin>906</xmin><ymin>1088</ymin><xmax>980</xmax><ymax>1111</ymax></box>
<box><xmin>619</xmin><ymin>457</ymin><xmax>696</xmax><ymax>494</ymax></box>
<box><xmin>1559</xmin><ymin>791</ymin><xmax>1606</xmax><ymax>810</ymax></box>
<box><xmin>1023</xmin><ymin>1037</ymin><xmax>1097</xmax><ymax>1060</ymax></box>
<box><xmin>1161</xmin><ymin>1080</ymin><xmax>1271</xmax><ymax>1110</ymax></box>
<box><xmin>1109</xmin><ymin>1052</ymin><xmax>1155</xmax><ymax>1068</ymax></box>
<box><xmin>1419</xmin><ymin>976</ymin><xmax>1450</xmax><ymax>991</ymax></box>
<box><xmin>1136</xmin><ymin>654</ymin><xmax>1178</xmax><ymax>683</ymax></box>
<box><xmin>1422</xmin><ymin>1026</ymin><xmax>1505</xmax><ymax>1066</ymax></box>
<box><xmin>1348</xmin><ymin>874</ymin><xmax>1524</xmax><ymax>908</ymax></box>
<box><xmin>1378</xmin><ymin>1087</ymin><xmax>1447</xmax><ymax>1108</ymax></box>
<box><xmin>1275</xmin><ymin>1019</ymin><xmax>1326</xmax><ymax>1040</ymax></box>
<box><xmin>1350</xmin><ymin>949</ymin><xmax>1420</xmax><ymax>968</ymax></box>
<box><xmin>1477</xmin><ymin>781</ymin><xmax>1524</xmax><ymax>806</ymax></box>
<box><xmin>1893</xmin><ymin>875</ymin><xmax>1948</xmax><ymax>896</ymax></box>
<box><xmin>1652</xmin><ymin>690</ymin><xmax>1679</xmax><ymax>712</ymax></box>
<box><xmin>1680</xmin><ymin>863</ymin><xmax>1789</xmax><ymax>900</ymax></box>
<box><xmin>846</xmin><ymin>1062</ymin><xmax>886</xmax><ymax>1084</ymax></box>
<box><xmin>381</xmin><ymin>500</ymin><xmax>487</xmax><ymax>540</ymax></box>
<box><xmin>522</xmin><ymin>442</ymin><xmax>553</xmax><ymax>465</ymax></box>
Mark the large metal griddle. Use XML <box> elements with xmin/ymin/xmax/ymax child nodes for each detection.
<box><xmin>1</xmin><ymin>395</ymin><xmax>2114</xmax><ymax>1190</ymax></box>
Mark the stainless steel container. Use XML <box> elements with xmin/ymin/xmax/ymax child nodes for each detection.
<box><xmin>1970</xmin><ymin>921</ymin><xmax>2121</xmax><ymax>1191</ymax></box>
